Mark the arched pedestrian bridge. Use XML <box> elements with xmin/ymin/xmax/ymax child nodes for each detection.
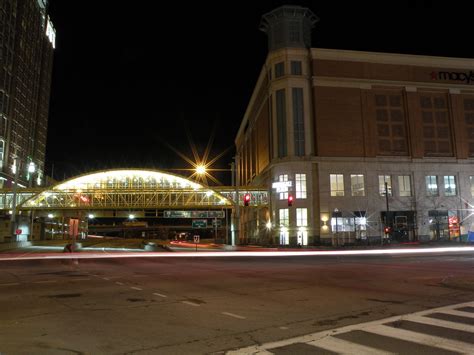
<box><xmin>0</xmin><ymin>168</ymin><xmax>268</xmax><ymax>211</ymax></box>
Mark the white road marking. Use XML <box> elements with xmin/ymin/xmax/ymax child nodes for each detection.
<box><xmin>70</xmin><ymin>278</ymin><xmax>90</xmax><ymax>281</ymax></box>
<box><xmin>130</xmin><ymin>287</ymin><xmax>142</xmax><ymax>291</ymax></box>
<box><xmin>226</xmin><ymin>300</ymin><xmax>474</xmax><ymax>354</ymax></box>
<box><xmin>221</xmin><ymin>312</ymin><xmax>246</xmax><ymax>319</ymax></box>
<box><xmin>409</xmin><ymin>314</ymin><xmax>474</xmax><ymax>332</ymax></box>
<box><xmin>182</xmin><ymin>301</ymin><xmax>200</xmax><ymax>307</ymax></box>
<box><xmin>102</xmin><ymin>277</ymin><xmax>110</xmax><ymax>280</ymax></box>
<box><xmin>366</xmin><ymin>323</ymin><xmax>472</xmax><ymax>353</ymax></box>
<box><xmin>34</xmin><ymin>280</ymin><xmax>57</xmax><ymax>283</ymax></box>
<box><xmin>116</xmin><ymin>281</ymin><xmax>124</xmax><ymax>286</ymax></box>
<box><xmin>0</xmin><ymin>282</ymin><xmax>20</xmax><ymax>286</ymax></box>
<box><xmin>436</xmin><ymin>309</ymin><xmax>474</xmax><ymax>318</ymax></box>
<box><xmin>308</xmin><ymin>336</ymin><xmax>391</xmax><ymax>355</ymax></box>
<box><xmin>279</xmin><ymin>326</ymin><xmax>289</xmax><ymax>330</ymax></box>
<box><xmin>153</xmin><ymin>293</ymin><xmax>167</xmax><ymax>298</ymax></box>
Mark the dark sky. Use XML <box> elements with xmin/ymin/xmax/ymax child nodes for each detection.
<box><xmin>45</xmin><ymin>1</ymin><xmax>472</xmax><ymax>184</ymax></box>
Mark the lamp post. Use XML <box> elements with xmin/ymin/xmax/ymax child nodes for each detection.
<box><xmin>10</xmin><ymin>162</ymin><xmax>20</xmax><ymax>242</ymax></box>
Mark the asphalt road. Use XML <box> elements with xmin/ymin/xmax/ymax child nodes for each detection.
<box><xmin>0</xmin><ymin>252</ymin><xmax>473</xmax><ymax>354</ymax></box>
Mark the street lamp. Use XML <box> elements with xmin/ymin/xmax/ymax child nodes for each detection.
<box><xmin>196</xmin><ymin>165</ymin><xmax>206</xmax><ymax>175</ymax></box>
<box><xmin>28</xmin><ymin>162</ymin><xmax>36</xmax><ymax>187</ymax></box>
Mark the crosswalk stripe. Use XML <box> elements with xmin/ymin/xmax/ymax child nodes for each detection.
<box><xmin>307</xmin><ymin>336</ymin><xmax>392</xmax><ymax>355</ymax></box>
<box><xmin>436</xmin><ymin>309</ymin><xmax>474</xmax><ymax>318</ymax></box>
<box><xmin>408</xmin><ymin>314</ymin><xmax>474</xmax><ymax>332</ymax></box>
<box><xmin>365</xmin><ymin>324</ymin><xmax>472</xmax><ymax>353</ymax></box>
<box><xmin>226</xmin><ymin>346</ymin><xmax>272</xmax><ymax>354</ymax></box>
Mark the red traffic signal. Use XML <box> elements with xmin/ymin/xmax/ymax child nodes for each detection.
<box><xmin>244</xmin><ymin>193</ymin><xmax>251</xmax><ymax>206</ymax></box>
<box><xmin>384</xmin><ymin>226</ymin><xmax>391</xmax><ymax>234</ymax></box>
<box><xmin>288</xmin><ymin>194</ymin><xmax>294</xmax><ymax>207</ymax></box>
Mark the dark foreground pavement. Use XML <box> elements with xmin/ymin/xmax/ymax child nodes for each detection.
<box><xmin>0</xmin><ymin>251</ymin><xmax>473</xmax><ymax>354</ymax></box>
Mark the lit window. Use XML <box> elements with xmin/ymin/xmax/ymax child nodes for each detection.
<box><xmin>295</xmin><ymin>173</ymin><xmax>306</xmax><ymax>199</ymax></box>
<box><xmin>278</xmin><ymin>174</ymin><xmax>288</xmax><ymax>200</ymax></box>
<box><xmin>398</xmin><ymin>175</ymin><xmax>412</xmax><ymax>197</ymax></box>
<box><xmin>379</xmin><ymin>175</ymin><xmax>392</xmax><ymax>196</ymax></box>
<box><xmin>444</xmin><ymin>175</ymin><xmax>456</xmax><ymax>196</ymax></box>
<box><xmin>350</xmin><ymin>174</ymin><xmax>365</xmax><ymax>196</ymax></box>
<box><xmin>330</xmin><ymin>174</ymin><xmax>344</xmax><ymax>196</ymax></box>
<box><xmin>426</xmin><ymin>175</ymin><xmax>438</xmax><ymax>196</ymax></box>
<box><xmin>279</xmin><ymin>208</ymin><xmax>289</xmax><ymax>227</ymax></box>
<box><xmin>296</xmin><ymin>208</ymin><xmax>307</xmax><ymax>227</ymax></box>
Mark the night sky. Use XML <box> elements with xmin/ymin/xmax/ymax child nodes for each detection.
<box><xmin>45</xmin><ymin>1</ymin><xmax>472</xmax><ymax>184</ymax></box>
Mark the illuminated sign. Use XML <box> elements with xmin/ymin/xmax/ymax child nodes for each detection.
<box><xmin>272</xmin><ymin>181</ymin><xmax>292</xmax><ymax>192</ymax></box>
<box><xmin>164</xmin><ymin>210</ymin><xmax>225</xmax><ymax>218</ymax></box>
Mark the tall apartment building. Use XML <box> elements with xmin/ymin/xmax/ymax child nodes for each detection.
<box><xmin>0</xmin><ymin>0</ymin><xmax>55</xmax><ymax>187</ymax></box>
<box><xmin>236</xmin><ymin>5</ymin><xmax>474</xmax><ymax>245</ymax></box>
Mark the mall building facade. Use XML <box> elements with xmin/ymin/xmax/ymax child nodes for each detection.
<box><xmin>236</xmin><ymin>5</ymin><xmax>474</xmax><ymax>245</ymax></box>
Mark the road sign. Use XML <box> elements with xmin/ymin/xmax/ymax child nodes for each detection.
<box><xmin>192</xmin><ymin>219</ymin><xmax>207</xmax><ymax>228</ymax></box>
<box><xmin>193</xmin><ymin>235</ymin><xmax>200</xmax><ymax>243</ymax></box>
<box><xmin>212</xmin><ymin>219</ymin><xmax>222</xmax><ymax>227</ymax></box>
<box><xmin>15</xmin><ymin>229</ymin><xmax>22</xmax><ymax>235</ymax></box>
<box><xmin>164</xmin><ymin>210</ymin><xmax>225</xmax><ymax>219</ymax></box>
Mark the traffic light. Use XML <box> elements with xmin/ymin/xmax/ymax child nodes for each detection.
<box><xmin>384</xmin><ymin>226</ymin><xmax>391</xmax><ymax>235</ymax></box>
<box><xmin>244</xmin><ymin>193</ymin><xmax>251</xmax><ymax>206</ymax></box>
<box><xmin>287</xmin><ymin>194</ymin><xmax>294</xmax><ymax>207</ymax></box>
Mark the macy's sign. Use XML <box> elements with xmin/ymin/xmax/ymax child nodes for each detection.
<box><xmin>431</xmin><ymin>70</ymin><xmax>474</xmax><ymax>84</ymax></box>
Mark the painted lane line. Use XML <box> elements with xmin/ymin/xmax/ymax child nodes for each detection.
<box><xmin>34</xmin><ymin>280</ymin><xmax>57</xmax><ymax>283</ymax></box>
<box><xmin>70</xmin><ymin>278</ymin><xmax>91</xmax><ymax>281</ymax></box>
<box><xmin>436</xmin><ymin>309</ymin><xmax>474</xmax><ymax>318</ymax></box>
<box><xmin>222</xmin><ymin>312</ymin><xmax>246</xmax><ymax>319</ymax></box>
<box><xmin>365</xmin><ymin>324</ymin><xmax>473</xmax><ymax>353</ymax></box>
<box><xmin>408</xmin><ymin>315</ymin><xmax>474</xmax><ymax>333</ymax></box>
<box><xmin>0</xmin><ymin>283</ymin><xmax>20</xmax><ymax>286</ymax></box>
<box><xmin>102</xmin><ymin>277</ymin><xmax>110</xmax><ymax>280</ymax></box>
<box><xmin>153</xmin><ymin>293</ymin><xmax>167</xmax><ymax>298</ymax></box>
<box><xmin>182</xmin><ymin>301</ymin><xmax>200</xmax><ymax>307</ymax></box>
<box><xmin>308</xmin><ymin>336</ymin><xmax>391</xmax><ymax>355</ymax></box>
<box><xmin>130</xmin><ymin>287</ymin><xmax>142</xmax><ymax>291</ymax></box>
<box><xmin>116</xmin><ymin>281</ymin><xmax>124</xmax><ymax>286</ymax></box>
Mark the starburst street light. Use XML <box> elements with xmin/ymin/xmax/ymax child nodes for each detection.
<box><xmin>160</xmin><ymin>121</ymin><xmax>233</xmax><ymax>186</ymax></box>
<box><xmin>196</xmin><ymin>165</ymin><xmax>206</xmax><ymax>175</ymax></box>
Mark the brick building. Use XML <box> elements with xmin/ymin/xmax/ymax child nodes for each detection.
<box><xmin>236</xmin><ymin>5</ymin><xmax>474</xmax><ymax>245</ymax></box>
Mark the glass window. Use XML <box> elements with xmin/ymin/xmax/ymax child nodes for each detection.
<box><xmin>290</xmin><ymin>61</ymin><xmax>302</xmax><ymax>75</ymax></box>
<box><xmin>398</xmin><ymin>175</ymin><xmax>412</xmax><ymax>197</ymax></box>
<box><xmin>350</xmin><ymin>174</ymin><xmax>365</xmax><ymax>196</ymax></box>
<box><xmin>470</xmin><ymin>176</ymin><xmax>474</xmax><ymax>197</ymax></box>
<box><xmin>296</xmin><ymin>208</ymin><xmax>307</xmax><ymax>227</ymax></box>
<box><xmin>279</xmin><ymin>208</ymin><xmax>289</xmax><ymax>227</ymax></box>
<box><xmin>292</xmin><ymin>88</ymin><xmax>305</xmax><ymax>156</ymax></box>
<box><xmin>278</xmin><ymin>174</ymin><xmax>288</xmax><ymax>200</ymax></box>
<box><xmin>330</xmin><ymin>174</ymin><xmax>344</xmax><ymax>197</ymax></box>
<box><xmin>378</xmin><ymin>175</ymin><xmax>392</xmax><ymax>196</ymax></box>
<box><xmin>0</xmin><ymin>139</ymin><xmax>4</xmax><ymax>167</ymax></box>
<box><xmin>426</xmin><ymin>175</ymin><xmax>438</xmax><ymax>196</ymax></box>
<box><xmin>276</xmin><ymin>89</ymin><xmax>287</xmax><ymax>158</ymax></box>
<box><xmin>295</xmin><ymin>173</ymin><xmax>306</xmax><ymax>199</ymax></box>
<box><xmin>444</xmin><ymin>175</ymin><xmax>456</xmax><ymax>196</ymax></box>
<box><xmin>275</xmin><ymin>62</ymin><xmax>285</xmax><ymax>78</ymax></box>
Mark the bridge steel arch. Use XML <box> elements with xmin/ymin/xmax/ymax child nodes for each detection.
<box><xmin>18</xmin><ymin>169</ymin><xmax>233</xmax><ymax>211</ymax></box>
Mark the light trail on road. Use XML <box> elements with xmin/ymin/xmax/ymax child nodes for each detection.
<box><xmin>0</xmin><ymin>246</ymin><xmax>473</xmax><ymax>261</ymax></box>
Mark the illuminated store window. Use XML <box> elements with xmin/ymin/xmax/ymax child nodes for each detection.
<box><xmin>398</xmin><ymin>175</ymin><xmax>412</xmax><ymax>197</ymax></box>
<box><xmin>444</xmin><ymin>175</ymin><xmax>456</xmax><ymax>196</ymax></box>
<box><xmin>426</xmin><ymin>175</ymin><xmax>438</xmax><ymax>196</ymax></box>
<box><xmin>378</xmin><ymin>175</ymin><xmax>392</xmax><ymax>196</ymax></box>
<box><xmin>350</xmin><ymin>174</ymin><xmax>365</xmax><ymax>196</ymax></box>
<box><xmin>296</xmin><ymin>208</ymin><xmax>307</xmax><ymax>227</ymax></box>
<box><xmin>278</xmin><ymin>174</ymin><xmax>288</xmax><ymax>200</ymax></box>
<box><xmin>330</xmin><ymin>174</ymin><xmax>344</xmax><ymax>197</ymax></box>
<box><xmin>295</xmin><ymin>173</ymin><xmax>306</xmax><ymax>199</ymax></box>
